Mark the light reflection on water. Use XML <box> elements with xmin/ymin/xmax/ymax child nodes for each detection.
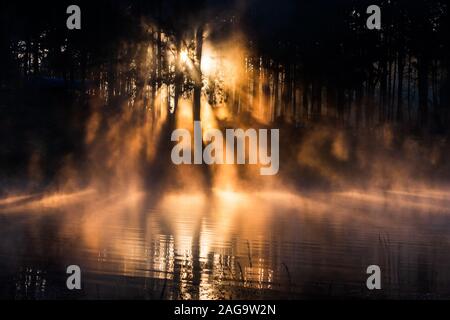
<box><xmin>1</xmin><ymin>188</ymin><xmax>450</xmax><ymax>299</ymax></box>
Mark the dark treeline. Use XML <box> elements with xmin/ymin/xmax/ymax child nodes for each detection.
<box><xmin>244</xmin><ymin>0</ymin><xmax>449</xmax><ymax>129</ymax></box>
<box><xmin>0</xmin><ymin>0</ymin><xmax>449</xmax><ymax>130</ymax></box>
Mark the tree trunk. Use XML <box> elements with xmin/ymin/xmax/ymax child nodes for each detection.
<box><xmin>193</xmin><ymin>25</ymin><xmax>204</xmax><ymax>122</ymax></box>
<box><xmin>418</xmin><ymin>54</ymin><xmax>429</xmax><ymax>126</ymax></box>
<box><xmin>172</xmin><ymin>38</ymin><xmax>182</xmax><ymax>123</ymax></box>
<box><xmin>396</xmin><ymin>49</ymin><xmax>404</xmax><ymax>122</ymax></box>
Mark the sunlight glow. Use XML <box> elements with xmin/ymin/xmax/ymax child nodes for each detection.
<box><xmin>201</xmin><ymin>54</ymin><xmax>215</xmax><ymax>75</ymax></box>
<box><xmin>180</xmin><ymin>49</ymin><xmax>189</xmax><ymax>64</ymax></box>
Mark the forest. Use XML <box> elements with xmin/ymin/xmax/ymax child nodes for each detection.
<box><xmin>0</xmin><ymin>0</ymin><xmax>449</xmax><ymax>192</ymax></box>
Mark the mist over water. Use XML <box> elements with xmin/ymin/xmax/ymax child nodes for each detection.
<box><xmin>1</xmin><ymin>95</ymin><xmax>450</xmax><ymax>299</ymax></box>
<box><xmin>2</xmin><ymin>183</ymin><xmax>450</xmax><ymax>299</ymax></box>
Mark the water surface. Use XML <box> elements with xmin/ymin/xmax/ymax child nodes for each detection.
<box><xmin>1</xmin><ymin>188</ymin><xmax>450</xmax><ymax>299</ymax></box>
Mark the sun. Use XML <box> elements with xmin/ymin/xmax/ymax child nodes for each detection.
<box><xmin>180</xmin><ymin>50</ymin><xmax>189</xmax><ymax>64</ymax></box>
<box><xmin>201</xmin><ymin>54</ymin><xmax>215</xmax><ymax>75</ymax></box>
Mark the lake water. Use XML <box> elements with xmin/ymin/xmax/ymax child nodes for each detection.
<box><xmin>1</xmin><ymin>187</ymin><xmax>450</xmax><ymax>299</ymax></box>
